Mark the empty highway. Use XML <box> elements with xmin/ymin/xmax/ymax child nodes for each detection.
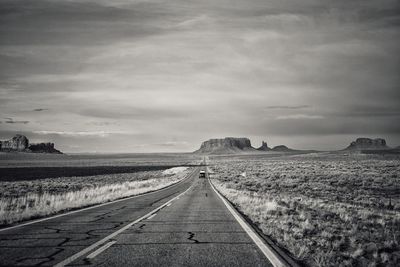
<box><xmin>0</xmin><ymin>167</ymin><xmax>287</xmax><ymax>266</ymax></box>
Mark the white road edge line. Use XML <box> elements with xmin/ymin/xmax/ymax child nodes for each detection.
<box><xmin>147</xmin><ymin>213</ymin><xmax>157</xmax><ymax>220</ymax></box>
<box><xmin>208</xmin><ymin>177</ymin><xmax>289</xmax><ymax>267</ymax></box>
<box><xmin>0</xmin><ymin>168</ymin><xmax>197</xmax><ymax>233</ymax></box>
<box><xmin>54</xmin><ymin>179</ymin><xmax>195</xmax><ymax>267</ymax></box>
<box><xmin>86</xmin><ymin>241</ymin><xmax>116</xmax><ymax>259</ymax></box>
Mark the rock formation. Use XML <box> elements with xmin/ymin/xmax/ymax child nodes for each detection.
<box><xmin>28</xmin><ymin>142</ymin><xmax>62</xmax><ymax>154</ymax></box>
<box><xmin>271</xmin><ymin>145</ymin><xmax>295</xmax><ymax>152</ymax></box>
<box><xmin>257</xmin><ymin>141</ymin><xmax>271</xmax><ymax>151</ymax></box>
<box><xmin>0</xmin><ymin>134</ymin><xmax>29</xmax><ymax>151</ymax></box>
<box><xmin>0</xmin><ymin>134</ymin><xmax>62</xmax><ymax>154</ymax></box>
<box><xmin>195</xmin><ymin>137</ymin><xmax>256</xmax><ymax>154</ymax></box>
<box><xmin>345</xmin><ymin>138</ymin><xmax>389</xmax><ymax>150</ymax></box>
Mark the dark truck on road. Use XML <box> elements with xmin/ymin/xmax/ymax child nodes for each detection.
<box><xmin>199</xmin><ymin>171</ymin><xmax>206</xmax><ymax>178</ymax></box>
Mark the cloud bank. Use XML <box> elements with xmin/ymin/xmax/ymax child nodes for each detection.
<box><xmin>0</xmin><ymin>0</ymin><xmax>399</xmax><ymax>152</ymax></box>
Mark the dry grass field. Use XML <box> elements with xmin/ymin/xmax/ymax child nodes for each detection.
<box><xmin>209</xmin><ymin>152</ymin><xmax>400</xmax><ymax>266</ymax></box>
<box><xmin>0</xmin><ymin>164</ymin><xmax>192</xmax><ymax>226</ymax></box>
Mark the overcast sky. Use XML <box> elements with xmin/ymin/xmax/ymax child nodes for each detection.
<box><xmin>0</xmin><ymin>0</ymin><xmax>399</xmax><ymax>152</ymax></box>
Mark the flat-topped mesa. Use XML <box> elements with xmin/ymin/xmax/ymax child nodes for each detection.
<box><xmin>345</xmin><ymin>137</ymin><xmax>389</xmax><ymax>150</ymax></box>
<box><xmin>257</xmin><ymin>141</ymin><xmax>271</xmax><ymax>151</ymax></box>
<box><xmin>195</xmin><ymin>137</ymin><xmax>256</xmax><ymax>154</ymax></box>
<box><xmin>0</xmin><ymin>134</ymin><xmax>62</xmax><ymax>154</ymax></box>
<box><xmin>28</xmin><ymin>142</ymin><xmax>62</xmax><ymax>154</ymax></box>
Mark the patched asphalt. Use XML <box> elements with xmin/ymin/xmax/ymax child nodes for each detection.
<box><xmin>0</xmin><ymin>168</ymin><xmax>272</xmax><ymax>266</ymax></box>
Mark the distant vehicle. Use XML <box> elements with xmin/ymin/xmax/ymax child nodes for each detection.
<box><xmin>199</xmin><ymin>171</ymin><xmax>206</xmax><ymax>178</ymax></box>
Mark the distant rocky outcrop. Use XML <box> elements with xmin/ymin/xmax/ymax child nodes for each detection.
<box><xmin>257</xmin><ymin>141</ymin><xmax>271</xmax><ymax>151</ymax></box>
<box><xmin>0</xmin><ymin>134</ymin><xmax>29</xmax><ymax>151</ymax></box>
<box><xmin>0</xmin><ymin>134</ymin><xmax>62</xmax><ymax>154</ymax></box>
<box><xmin>345</xmin><ymin>138</ymin><xmax>390</xmax><ymax>151</ymax></box>
<box><xmin>195</xmin><ymin>137</ymin><xmax>256</xmax><ymax>154</ymax></box>
<box><xmin>28</xmin><ymin>142</ymin><xmax>62</xmax><ymax>154</ymax></box>
<box><xmin>194</xmin><ymin>137</ymin><xmax>301</xmax><ymax>154</ymax></box>
<box><xmin>271</xmin><ymin>145</ymin><xmax>295</xmax><ymax>152</ymax></box>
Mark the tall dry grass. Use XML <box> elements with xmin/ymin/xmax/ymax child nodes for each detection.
<box><xmin>210</xmin><ymin>153</ymin><xmax>400</xmax><ymax>266</ymax></box>
<box><xmin>0</xmin><ymin>167</ymin><xmax>190</xmax><ymax>225</ymax></box>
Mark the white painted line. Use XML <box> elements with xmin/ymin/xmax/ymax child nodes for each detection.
<box><xmin>54</xmin><ymin>180</ymin><xmax>196</xmax><ymax>267</ymax></box>
<box><xmin>0</xmin><ymin>168</ymin><xmax>198</xmax><ymax>233</ymax></box>
<box><xmin>86</xmin><ymin>241</ymin><xmax>116</xmax><ymax>259</ymax></box>
<box><xmin>208</xmin><ymin>178</ymin><xmax>289</xmax><ymax>267</ymax></box>
<box><xmin>166</xmin><ymin>203</ymin><xmax>172</xmax><ymax>207</ymax></box>
<box><xmin>147</xmin><ymin>213</ymin><xmax>157</xmax><ymax>220</ymax></box>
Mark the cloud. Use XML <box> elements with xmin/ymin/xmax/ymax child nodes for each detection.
<box><xmin>176</xmin><ymin>14</ymin><xmax>212</xmax><ymax>29</ymax></box>
<box><xmin>0</xmin><ymin>0</ymin><xmax>399</xmax><ymax>152</ymax></box>
<box><xmin>275</xmin><ymin>114</ymin><xmax>324</xmax><ymax>120</ymax></box>
<box><xmin>0</xmin><ymin>0</ymin><xmax>171</xmax><ymax>46</ymax></box>
<box><xmin>132</xmin><ymin>141</ymin><xmax>189</xmax><ymax>148</ymax></box>
<box><xmin>156</xmin><ymin>141</ymin><xmax>189</xmax><ymax>147</ymax></box>
<box><xmin>85</xmin><ymin>121</ymin><xmax>115</xmax><ymax>126</ymax></box>
<box><xmin>265</xmin><ymin>105</ymin><xmax>310</xmax><ymax>110</ymax></box>
<box><xmin>2</xmin><ymin>118</ymin><xmax>29</xmax><ymax>124</ymax></box>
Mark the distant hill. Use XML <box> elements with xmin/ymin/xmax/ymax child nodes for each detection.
<box><xmin>0</xmin><ymin>134</ymin><xmax>62</xmax><ymax>154</ymax></box>
<box><xmin>271</xmin><ymin>145</ymin><xmax>296</xmax><ymax>152</ymax></box>
<box><xmin>194</xmin><ymin>137</ymin><xmax>257</xmax><ymax>154</ymax></box>
<box><xmin>344</xmin><ymin>138</ymin><xmax>390</xmax><ymax>151</ymax></box>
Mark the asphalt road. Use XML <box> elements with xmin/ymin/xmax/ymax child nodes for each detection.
<box><xmin>0</xmin><ymin>168</ymin><xmax>274</xmax><ymax>267</ymax></box>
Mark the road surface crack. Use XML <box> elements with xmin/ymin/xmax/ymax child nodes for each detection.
<box><xmin>15</xmin><ymin>247</ymin><xmax>64</xmax><ymax>266</ymax></box>
<box><xmin>89</xmin><ymin>206</ymin><xmax>126</xmax><ymax>223</ymax></box>
<box><xmin>85</xmin><ymin>224</ymin><xmax>120</xmax><ymax>237</ymax></box>
<box><xmin>187</xmin><ymin>232</ymin><xmax>200</xmax><ymax>244</ymax></box>
<box><xmin>57</xmin><ymin>237</ymin><xmax>72</xmax><ymax>247</ymax></box>
<box><xmin>90</xmin><ymin>210</ymin><xmax>114</xmax><ymax>222</ymax></box>
<box><xmin>44</xmin><ymin>226</ymin><xmax>65</xmax><ymax>233</ymax></box>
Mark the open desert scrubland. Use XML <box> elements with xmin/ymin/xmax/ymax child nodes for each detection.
<box><xmin>0</xmin><ymin>167</ymin><xmax>191</xmax><ymax>226</ymax></box>
<box><xmin>0</xmin><ymin>152</ymin><xmax>201</xmax><ymax>168</ymax></box>
<box><xmin>209</xmin><ymin>153</ymin><xmax>400</xmax><ymax>267</ymax></box>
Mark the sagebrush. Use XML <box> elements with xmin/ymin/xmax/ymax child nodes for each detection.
<box><xmin>210</xmin><ymin>153</ymin><xmax>400</xmax><ymax>266</ymax></box>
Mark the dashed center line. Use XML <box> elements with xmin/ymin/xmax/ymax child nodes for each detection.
<box><xmin>53</xmin><ymin>171</ymin><xmax>197</xmax><ymax>267</ymax></box>
<box><xmin>0</xmin><ymin>168</ymin><xmax>198</xmax><ymax>233</ymax></box>
<box><xmin>147</xmin><ymin>213</ymin><xmax>157</xmax><ymax>220</ymax></box>
<box><xmin>86</xmin><ymin>241</ymin><xmax>116</xmax><ymax>259</ymax></box>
